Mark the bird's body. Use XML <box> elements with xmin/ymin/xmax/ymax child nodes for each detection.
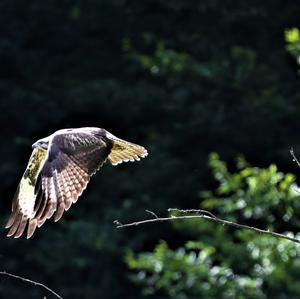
<box><xmin>6</xmin><ymin>127</ymin><xmax>148</xmax><ymax>238</ymax></box>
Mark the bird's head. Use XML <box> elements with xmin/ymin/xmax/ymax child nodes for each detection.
<box><xmin>32</xmin><ymin>137</ymin><xmax>50</xmax><ymax>150</ymax></box>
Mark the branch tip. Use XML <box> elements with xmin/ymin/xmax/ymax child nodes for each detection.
<box><xmin>113</xmin><ymin>220</ymin><xmax>123</xmax><ymax>226</ymax></box>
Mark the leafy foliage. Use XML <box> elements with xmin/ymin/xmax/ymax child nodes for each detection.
<box><xmin>285</xmin><ymin>28</ymin><xmax>300</xmax><ymax>66</ymax></box>
<box><xmin>127</xmin><ymin>154</ymin><xmax>300</xmax><ymax>298</ymax></box>
<box><xmin>202</xmin><ymin>153</ymin><xmax>300</xmax><ymax>228</ymax></box>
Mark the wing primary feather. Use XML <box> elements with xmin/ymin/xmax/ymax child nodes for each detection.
<box><xmin>27</xmin><ymin>219</ymin><xmax>38</xmax><ymax>239</ymax></box>
<box><xmin>37</xmin><ymin>217</ymin><xmax>47</xmax><ymax>228</ymax></box>
<box><xmin>5</xmin><ymin>185</ymin><xmax>21</xmax><ymax>229</ymax></box>
<box><xmin>33</xmin><ymin>182</ymin><xmax>43</xmax><ymax>213</ymax></box>
<box><xmin>46</xmin><ymin>176</ymin><xmax>57</xmax><ymax>219</ymax></box>
<box><xmin>36</xmin><ymin>178</ymin><xmax>52</xmax><ymax>225</ymax></box>
<box><xmin>71</xmin><ymin>165</ymin><xmax>89</xmax><ymax>203</ymax></box>
<box><xmin>40</xmin><ymin>177</ymin><xmax>56</xmax><ymax>221</ymax></box>
<box><xmin>62</xmin><ymin>167</ymin><xmax>74</xmax><ymax>210</ymax></box>
<box><xmin>34</xmin><ymin>186</ymin><xmax>47</xmax><ymax>220</ymax></box>
<box><xmin>53</xmin><ymin>170</ymin><xmax>65</xmax><ymax>222</ymax></box>
<box><xmin>5</xmin><ymin>211</ymin><xmax>17</xmax><ymax>229</ymax></box>
<box><xmin>68</xmin><ymin>164</ymin><xmax>79</xmax><ymax>200</ymax></box>
<box><xmin>7</xmin><ymin>213</ymin><xmax>23</xmax><ymax>237</ymax></box>
<box><xmin>14</xmin><ymin>216</ymin><xmax>28</xmax><ymax>238</ymax></box>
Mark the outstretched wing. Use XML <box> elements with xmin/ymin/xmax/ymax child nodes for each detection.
<box><xmin>6</xmin><ymin>127</ymin><xmax>148</xmax><ymax>238</ymax></box>
<box><xmin>5</xmin><ymin>147</ymin><xmax>48</xmax><ymax>238</ymax></box>
<box><xmin>7</xmin><ymin>129</ymin><xmax>113</xmax><ymax>238</ymax></box>
<box><xmin>33</xmin><ymin>130</ymin><xmax>112</xmax><ymax>227</ymax></box>
<box><xmin>106</xmin><ymin>132</ymin><xmax>148</xmax><ymax>165</ymax></box>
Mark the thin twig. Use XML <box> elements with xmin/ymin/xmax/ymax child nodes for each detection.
<box><xmin>115</xmin><ymin>209</ymin><xmax>300</xmax><ymax>244</ymax></box>
<box><xmin>145</xmin><ymin>209</ymin><xmax>158</xmax><ymax>218</ymax></box>
<box><xmin>0</xmin><ymin>271</ymin><xmax>63</xmax><ymax>299</ymax></box>
<box><xmin>290</xmin><ymin>148</ymin><xmax>300</xmax><ymax>195</ymax></box>
<box><xmin>291</xmin><ymin>147</ymin><xmax>300</xmax><ymax>168</ymax></box>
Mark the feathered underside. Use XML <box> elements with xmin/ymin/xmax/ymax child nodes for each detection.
<box><xmin>6</xmin><ymin>127</ymin><xmax>148</xmax><ymax>238</ymax></box>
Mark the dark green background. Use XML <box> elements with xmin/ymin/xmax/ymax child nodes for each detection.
<box><xmin>1</xmin><ymin>1</ymin><xmax>300</xmax><ymax>298</ymax></box>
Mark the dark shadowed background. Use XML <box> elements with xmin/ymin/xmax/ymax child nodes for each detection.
<box><xmin>1</xmin><ymin>1</ymin><xmax>300</xmax><ymax>298</ymax></box>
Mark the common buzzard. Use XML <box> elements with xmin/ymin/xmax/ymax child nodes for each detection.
<box><xmin>6</xmin><ymin>127</ymin><xmax>148</xmax><ymax>238</ymax></box>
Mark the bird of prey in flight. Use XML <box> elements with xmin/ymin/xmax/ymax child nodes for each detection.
<box><xmin>6</xmin><ymin>127</ymin><xmax>148</xmax><ymax>239</ymax></box>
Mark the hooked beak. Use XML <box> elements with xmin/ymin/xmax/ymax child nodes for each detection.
<box><xmin>32</xmin><ymin>140</ymin><xmax>48</xmax><ymax>150</ymax></box>
<box><xmin>32</xmin><ymin>141</ymin><xmax>38</xmax><ymax>149</ymax></box>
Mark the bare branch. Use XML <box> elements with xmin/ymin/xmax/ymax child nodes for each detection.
<box><xmin>0</xmin><ymin>271</ymin><xmax>63</xmax><ymax>299</ymax></box>
<box><xmin>115</xmin><ymin>209</ymin><xmax>300</xmax><ymax>244</ymax></box>
<box><xmin>115</xmin><ymin>150</ymin><xmax>300</xmax><ymax>244</ymax></box>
